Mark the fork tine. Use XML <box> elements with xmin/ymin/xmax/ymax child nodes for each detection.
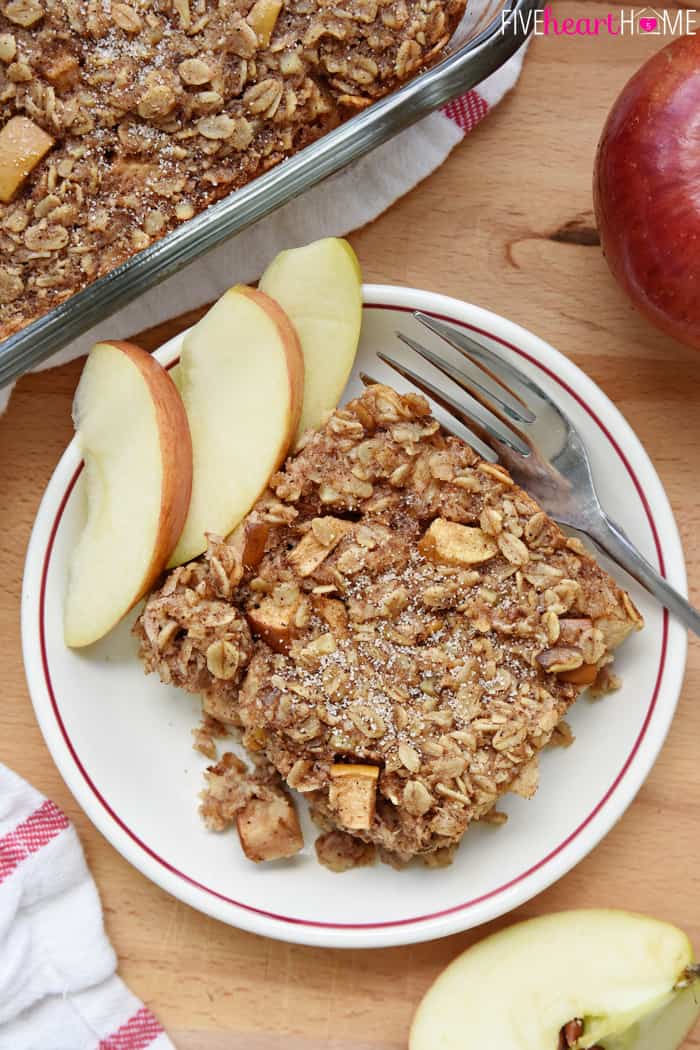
<box><xmin>364</xmin><ymin>365</ymin><xmax>498</xmax><ymax>463</ymax></box>
<box><xmin>377</xmin><ymin>356</ymin><xmax>510</xmax><ymax>464</ymax></box>
<box><xmin>397</xmin><ymin>331</ymin><xmax>526</xmax><ymax>426</ymax></box>
<box><xmin>396</xmin><ymin>332</ymin><xmax>531</xmax><ymax>456</ymax></box>
<box><xmin>414</xmin><ymin>312</ymin><xmax>539</xmax><ymax>423</ymax></box>
<box><xmin>380</xmin><ymin>348</ymin><xmax>530</xmax><ymax>457</ymax></box>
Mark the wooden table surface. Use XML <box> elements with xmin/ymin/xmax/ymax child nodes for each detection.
<box><xmin>2</xmin><ymin>6</ymin><xmax>700</xmax><ymax>1047</ymax></box>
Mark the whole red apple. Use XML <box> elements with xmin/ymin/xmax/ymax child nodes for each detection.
<box><xmin>594</xmin><ymin>34</ymin><xmax>700</xmax><ymax>349</ymax></box>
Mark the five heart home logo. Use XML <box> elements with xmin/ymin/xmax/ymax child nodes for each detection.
<box><xmin>504</xmin><ymin>5</ymin><xmax>697</xmax><ymax>37</ymax></box>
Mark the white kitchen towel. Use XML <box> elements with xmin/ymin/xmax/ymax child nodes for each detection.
<box><xmin>0</xmin><ymin>765</ymin><xmax>173</xmax><ymax>1050</ymax></box>
<box><xmin>0</xmin><ymin>5</ymin><xmax>529</xmax><ymax>414</ymax></box>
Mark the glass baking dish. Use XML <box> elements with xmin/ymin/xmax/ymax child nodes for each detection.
<box><xmin>0</xmin><ymin>0</ymin><xmax>541</xmax><ymax>386</ymax></box>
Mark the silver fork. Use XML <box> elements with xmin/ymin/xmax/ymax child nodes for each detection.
<box><xmin>368</xmin><ymin>311</ymin><xmax>700</xmax><ymax>636</ymax></box>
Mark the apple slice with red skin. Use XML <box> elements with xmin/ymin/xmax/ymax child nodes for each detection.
<box><xmin>169</xmin><ymin>285</ymin><xmax>304</xmax><ymax>566</ymax></box>
<box><xmin>65</xmin><ymin>340</ymin><xmax>192</xmax><ymax>647</ymax></box>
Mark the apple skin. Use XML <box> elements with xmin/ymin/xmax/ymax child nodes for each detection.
<box><xmin>237</xmin><ymin>285</ymin><xmax>305</xmax><ymax>439</ymax></box>
<box><xmin>594</xmin><ymin>34</ymin><xmax>700</xmax><ymax>349</ymax></box>
<box><xmin>168</xmin><ymin>284</ymin><xmax>304</xmax><ymax>566</ymax></box>
<box><xmin>106</xmin><ymin>341</ymin><xmax>194</xmax><ymax>587</ymax></box>
<box><xmin>65</xmin><ymin>340</ymin><xmax>192</xmax><ymax>647</ymax></box>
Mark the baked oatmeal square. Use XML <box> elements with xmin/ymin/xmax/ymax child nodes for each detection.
<box><xmin>136</xmin><ymin>383</ymin><xmax>642</xmax><ymax>869</ymax></box>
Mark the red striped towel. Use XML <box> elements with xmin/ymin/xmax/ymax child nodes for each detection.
<box><xmin>0</xmin><ymin>766</ymin><xmax>173</xmax><ymax>1050</ymax></box>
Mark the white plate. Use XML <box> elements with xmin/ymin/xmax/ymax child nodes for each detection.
<box><xmin>21</xmin><ymin>285</ymin><xmax>688</xmax><ymax>949</ymax></box>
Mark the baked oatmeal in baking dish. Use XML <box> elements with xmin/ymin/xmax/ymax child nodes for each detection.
<box><xmin>0</xmin><ymin>0</ymin><xmax>465</xmax><ymax>338</ymax></box>
<box><xmin>136</xmin><ymin>383</ymin><xmax>642</xmax><ymax>870</ymax></box>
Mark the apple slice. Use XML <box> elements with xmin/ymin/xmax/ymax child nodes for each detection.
<box><xmin>65</xmin><ymin>341</ymin><xmax>192</xmax><ymax>647</ymax></box>
<box><xmin>410</xmin><ymin>910</ymin><xmax>700</xmax><ymax>1050</ymax></box>
<box><xmin>169</xmin><ymin>285</ymin><xmax>303</xmax><ymax>566</ymax></box>
<box><xmin>258</xmin><ymin>237</ymin><xmax>362</xmax><ymax>440</ymax></box>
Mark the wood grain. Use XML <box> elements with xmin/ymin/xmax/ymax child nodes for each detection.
<box><xmin>2</xmin><ymin>7</ymin><xmax>699</xmax><ymax>1047</ymax></box>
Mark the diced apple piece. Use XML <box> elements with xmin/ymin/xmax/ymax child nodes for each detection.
<box><xmin>240</xmin><ymin>521</ymin><xmax>269</xmax><ymax>569</ymax></box>
<box><xmin>288</xmin><ymin>532</ymin><xmax>332</xmax><ymax>577</ymax></box>
<box><xmin>313</xmin><ymin>595</ymin><xmax>349</xmax><ymax>636</ymax></box>
<box><xmin>596</xmin><ymin>612</ymin><xmax>638</xmax><ymax>651</ymax></box>
<box><xmin>236</xmin><ymin>793</ymin><xmax>303</xmax><ymax>862</ymax></box>
<box><xmin>246</xmin><ymin>596</ymin><xmax>298</xmax><ymax>653</ymax></box>
<box><xmin>558</xmin><ymin>618</ymin><xmax>593</xmax><ymax>645</ymax></box>
<box><xmin>64</xmin><ymin>341</ymin><xmax>192</xmax><ymax>647</ymax></box>
<box><xmin>329</xmin><ymin>764</ymin><xmax>379</xmax><ymax>830</ymax></box>
<box><xmin>44</xmin><ymin>52</ymin><xmax>79</xmax><ymax>91</ymax></box>
<box><xmin>246</xmin><ymin>0</ymin><xmax>283</xmax><ymax>46</ymax></box>
<box><xmin>537</xmin><ymin>647</ymin><xmax>584</xmax><ymax>674</ymax></box>
<box><xmin>4</xmin><ymin>1</ymin><xmax>43</xmax><ymax>26</ymax></box>
<box><xmin>558</xmin><ymin>662</ymin><xmax>599</xmax><ymax>686</ymax></box>
<box><xmin>169</xmin><ymin>285</ymin><xmax>304</xmax><ymax>566</ymax></box>
<box><xmin>228</xmin><ymin>518</ymin><xmax>270</xmax><ymax>570</ymax></box>
<box><xmin>538</xmin><ymin>645</ymin><xmax>605</xmax><ymax>685</ymax></box>
<box><xmin>288</xmin><ymin>517</ymin><xmax>352</xmax><ymax>576</ymax></box>
<box><xmin>0</xmin><ymin>116</ymin><xmax>54</xmax><ymax>203</ymax></box>
<box><xmin>259</xmin><ymin>238</ymin><xmax>363</xmax><ymax>440</ymax></box>
<box><xmin>410</xmin><ymin>910</ymin><xmax>700</xmax><ymax>1050</ymax></box>
<box><xmin>297</xmin><ymin>631</ymin><xmax>336</xmax><ymax>668</ymax></box>
<box><xmin>595</xmin><ymin>594</ymin><xmax>643</xmax><ymax>652</ymax></box>
<box><xmin>419</xmin><ymin>519</ymin><xmax>497</xmax><ymax>567</ymax></box>
<box><xmin>242</xmin><ymin>726</ymin><xmax>269</xmax><ymax>752</ymax></box>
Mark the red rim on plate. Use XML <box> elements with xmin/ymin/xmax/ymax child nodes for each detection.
<box><xmin>38</xmin><ymin>304</ymin><xmax>669</xmax><ymax>932</ymax></box>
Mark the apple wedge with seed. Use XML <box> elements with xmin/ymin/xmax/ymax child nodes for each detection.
<box><xmin>64</xmin><ymin>341</ymin><xmax>192</xmax><ymax>648</ymax></box>
<box><xmin>169</xmin><ymin>285</ymin><xmax>304</xmax><ymax>566</ymax></box>
<box><xmin>410</xmin><ymin>910</ymin><xmax>700</xmax><ymax>1050</ymax></box>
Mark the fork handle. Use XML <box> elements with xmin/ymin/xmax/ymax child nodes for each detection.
<box><xmin>585</xmin><ymin>513</ymin><xmax>700</xmax><ymax>637</ymax></box>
